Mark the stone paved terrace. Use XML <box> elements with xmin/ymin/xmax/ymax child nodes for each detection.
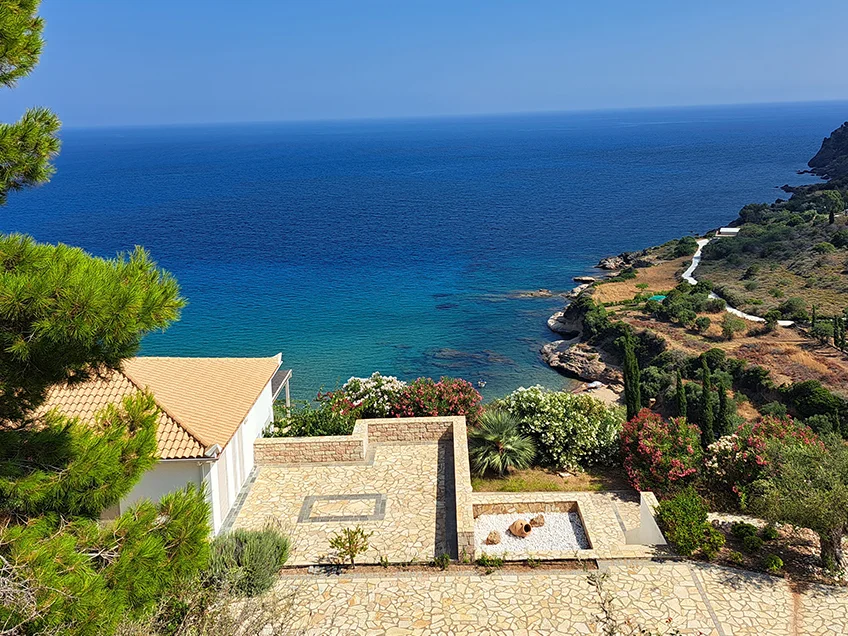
<box><xmin>233</xmin><ymin>441</ymin><xmax>454</xmax><ymax>565</ymax></box>
<box><xmin>232</xmin><ymin>414</ymin><xmax>665</xmax><ymax>565</ymax></box>
<box><xmin>273</xmin><ymin>561</ymin><xmax>848</xmax><ymax>635</ymax></box>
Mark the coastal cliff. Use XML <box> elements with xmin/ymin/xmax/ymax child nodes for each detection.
<box><xmin>808</xmin><ymin>121</ymin><xmax>848</xmax><ymax>180</ymax></box>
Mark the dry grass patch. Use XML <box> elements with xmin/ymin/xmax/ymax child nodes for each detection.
<box><xmin>593</xmin><ymin>257</ymin><xmax>689</xmax><ymax>304</ymax></box>
<box><xmin>471</xmin><ymin>467</ymin><xmax>632</xmax><ymax>493</ymax></box>
<box><xmin>621</xmin><ymin>310</ymin><xmax>848</xmax><ymax>398</ymax></box>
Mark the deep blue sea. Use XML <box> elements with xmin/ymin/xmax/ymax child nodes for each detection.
<box><xmin>4</xmin><ymin>102</ymin><xmax>846</xmax><ymax>400</ymax></box>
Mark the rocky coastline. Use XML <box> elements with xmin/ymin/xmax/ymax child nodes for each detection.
<box><xmin>540</xmin><ymin>256</ymin><xmax>629</xmax><ymax>397</ymax></box>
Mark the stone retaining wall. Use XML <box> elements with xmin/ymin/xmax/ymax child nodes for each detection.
<box><xmin>472</xmin><ymin>500</ymin><xmax>578</xmax><ymax>517</ymax></box>
<box><xmin>450</xmin><ymin>417</ymin><xmax>475</xmax><ymax>559</ymax></box>
<box><xmin>254</xmin><ymin>420</ymin><xmax>368</xmax><ymax>465</ymax></box>
<box><xmin>364</xmin><ymin>417</ymin><xmax>454</xmax><ymax>443</ymax></box>
<box><xmin>254</xmin><ymin>416</ymin><xmax>461</xmax><ymax>465</ymax></box>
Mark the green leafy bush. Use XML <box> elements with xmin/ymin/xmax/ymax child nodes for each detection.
<box><xmin>694</xmin><ymin>316</ymin><xmax>711</xmax><ymax>333</ymax></box>
<box><xmin>492</xmin><ymin>386</ymin><xmax>624</xmax><ymax>470</ymax></box>
<box><xmin>655</xmin><ymin>488</ymin><xmax>718</xmax><ymax>558</ymax></box>
<box><xmin>730</xmin><ymin>522</ymin><xmax>758</xmax><ymax>539</ymax></box>
<box><xmin>673</xmin><ymin>236</ymin><xmax>699</xmax><ymax>258</ymax></box>
<box><xmin>329</xmin><ymin>526</ymin><xmax>373</xmax><ymax>568</ymax></box>
<box><xmin>742</xmin><ymin>534</ymin><xmax>764</xmax><ymax>553</ymax></box>
<box><xmin>777</xmin><ymin>297</ymin><xmax>809</xmax><ymax>322</ymax></box>
<box><xmin>210</xmin><ymin>525</ymin><xmax>291</xmax><ymax>596</ymax></box>
<box><xmin>728</xmin><ymin>550</ymin><xmax>745</xmax><ymax>565</ymax></box>
<box><xmin>468</xmin><ymin>409</ymin><xmax>536</xmax><ymax>476</ymax></box>
<box><xmin>760</xmin><ymin>525</ymin><xmax>779</xmax><ymax>541</ymax></box>
<box><xmin>763</xmin><ymin>553</ymin><xmax>784</xmax><ymax>573</ymax></box>
<box><xmin>268</xmin><ymin>400</ymin><xmax>355</xmax><ymax>437</ymax></box>
<box><xmin>701</xmin><ymin>525</ymin><xmax>726</xmax><ymax>560</ymax></box>
<box><xmin>433</xmin><ymin>553</ymin><xmax>450</xmax><ymax>570</ymax></box>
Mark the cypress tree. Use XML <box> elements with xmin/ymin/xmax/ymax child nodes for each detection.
<box><xmin>622</xmin><ymin>330</ymin><xmax>642</xmax><ymax>421</ymax></box>
<box><xmin>700</xmin><ymin>357</ymin><xmax>714</xmax><ymax>448</ymax></box>
<box><xmin>717</xmin><ymin>381</ymin><xmax>731</xmax><ymax>438</ymax></box>
<box><xmin>676</xmin><ymin>370</ymin><xmax>687</xmax><ymax>419</ymax></box>
<box><xmin>812</xmin><ymin>305</ymin><xmax>818</xmax><ymax>329</ymax></box>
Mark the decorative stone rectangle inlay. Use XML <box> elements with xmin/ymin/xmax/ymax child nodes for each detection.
<box><xmin>297</xmin><ymin>493</ymin><xmax>387</xmax><ymax>523</ymax></box>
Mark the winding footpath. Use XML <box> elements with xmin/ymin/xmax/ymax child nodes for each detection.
<box><xmin>683</xmin><ymin>237</ymin><xmax>794</xmax><ymax>327</ymax></box>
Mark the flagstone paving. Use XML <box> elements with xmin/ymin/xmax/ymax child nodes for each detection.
<box><xmin>233</xmin><ymin>442</ymin><xmax>453</xmax><ymax>565</ymax></box>
<box><xmin>275</xmin><ymin>561</ymin><xmax>848</xmax><ymax>635</ymax></box>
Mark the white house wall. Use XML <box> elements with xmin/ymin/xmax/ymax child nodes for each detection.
<box><xmin>116</xmin><ymin>379</ymin><xmax>277</xmax><ymax>534</ymax></box>
<box><xmin>208</xmin><ymin>380</ymin><xmax>275</xmax><ymax>533</ymax></box>
<box><xmin>118</xmin><ymin>460</ymin><xmax>204</xmax><ymax>515</ymax></box>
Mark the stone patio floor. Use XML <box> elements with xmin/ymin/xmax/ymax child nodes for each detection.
<box><xmin>233</xmin><ymin>442</ymin><xmax>455</xmax><ymax>565</ymax></box>
<box><xmin>274</xmin><ymin>561</ymin><xmax>848</xmax><ymax>635</ymax></box>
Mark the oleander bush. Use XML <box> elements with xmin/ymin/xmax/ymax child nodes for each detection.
<box><xmin>268</xmin><ymin>373</ymin><xmax>483</xmax><ymax>436</ymax></box>
<box><xmin>390</xmin><ymin>376</ymin><xmax>483</xmax><ymax>425</ymax></box>
<box><xmin>321</xmin><ymin>372</ymin><xmax>408</xmax><ymax>418</ymax></box>
<box><xmin>468</xmin><ymin>409</ymin><xmax>536</xmax><ymax>476</ymax></box>
<box><xmin>492</xmin><ymin>386</ymin><xmax>624</xmax><ymax>470</ymax></box>
<box><xmin>209</xmin><ymin>524</ymin><xmax>291</xmax><ymax>597</ymax></box>
<box><xmin>620</xmin><ymin>409</ymin><xmax>701</xmax><ymax>492</ymax></box>
<box><xmin>704</xmin><ymin>416</ymin><xmax>822</xmax><ymax>507</ymax></box>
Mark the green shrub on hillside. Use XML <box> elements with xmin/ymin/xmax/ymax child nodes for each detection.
<box><xmin>210</xmin><ymin>525</ymin><xmax>291</xmax><ymax>596</ymax></box>
<box><xmin>493</xmin><ymin>386</ymin><xmax>624</xmax><ymax>470</ymax></box>
<box><xmin>655</xmin><ymin>488</ymin><xmax>723</xmax><ymax>559</ymax></box>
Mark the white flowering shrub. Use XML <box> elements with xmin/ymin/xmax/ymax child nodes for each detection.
<box><xmin>335</xmin><ymin>372</ymin><xmax>407</xmax><ymax>417</ymax></box>
<box><xmin>492</xmin><ymin>386</ymin><xmax>625</xmax><ymax>470</ymax></box>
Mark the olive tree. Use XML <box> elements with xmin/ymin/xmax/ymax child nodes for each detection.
<box><xmin>750</xmin><ymin>438</ymin><xmax>848</xmax><ymax>571</ymax></box>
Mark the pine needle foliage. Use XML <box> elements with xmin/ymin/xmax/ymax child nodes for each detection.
<box><xmin>0</xmin><ymin>485</ymin><xmax>211</xmax><ymax>635</ymax></box>
<box><xmin>0</xmin><ymin>234</ymin><xmax>184</xmax><ymax>423</ymax></box>
<box><xmin>0</xmin><ymin>0</ymin><xmax>61</xmax><ymax>203</ymax></box>
<box><xmin>468</xmin><ymin>409</ymin><xmax>536</xmax><ymax>476</ymax></box>
<box><xmin>0</xmin><ymin>392</ymin><xmax>159</xmax><ymax>518</ymax></box>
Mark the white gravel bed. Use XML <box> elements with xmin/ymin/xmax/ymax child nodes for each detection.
<box><xmin>474</xmin><ymin>512</ymin><xmax>589</xmax><ymax>556</ymax></box>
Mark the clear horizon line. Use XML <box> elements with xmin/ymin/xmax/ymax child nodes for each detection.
<box><xmin>59</xmin><ymin>97</ymin><xmax>848</xmax><ymax>131</ymax></box>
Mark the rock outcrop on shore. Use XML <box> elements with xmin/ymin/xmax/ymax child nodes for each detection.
<box><xmin>594</xmin><ymin>249</ymin><xmax>656</xmax><ymax>270</ymax></box>
<box><xmin>547</xmin><ymin>308</ymin><xmax>583</xmax><ymax>338</ymax></box>
<box><xmin>808</xmin><ymin>121</ymin><xmax>848</xmax><ymax>180</ymax></box>
<box><xmin>540</xmin><ymin>340</ymin><xmax>623</xmax><ymax>385</ymax></box>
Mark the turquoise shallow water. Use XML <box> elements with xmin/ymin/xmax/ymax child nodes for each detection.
<box><xmin>2</xmin><ymin>102</ymin><xmax>844</xmax><ymax>399</ymax></box>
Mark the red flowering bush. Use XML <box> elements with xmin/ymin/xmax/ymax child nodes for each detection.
<box><xmin>621</xmin><ymin>409</ymin><xmax>702</xmax><ymax>493</ymax></box>
<box><xmin>704</xmin><ymin>415</ymin><xmax>822</xmax><ymax>506</ymax></box>
<box><xmin>390</xmin><ymin>377</ymin><xmax>483</xmax><ymax>426</ymax></box>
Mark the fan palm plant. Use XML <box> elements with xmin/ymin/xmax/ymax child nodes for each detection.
<box><xmin>468</xmin><ymin>409</ymin><xmax>536</xmax><ymax>476</ymax></box>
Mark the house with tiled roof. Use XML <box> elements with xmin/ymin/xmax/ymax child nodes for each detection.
<box><xmin>39</xmin><ymin>355</ymin><xmax>291</xmax><ymax>534</ymax></box>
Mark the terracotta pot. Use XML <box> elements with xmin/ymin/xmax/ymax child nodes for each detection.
<box><xmin>509</xmin><ymin>519</ymin><xmax>532</xmax><ymax>538</ymax></box>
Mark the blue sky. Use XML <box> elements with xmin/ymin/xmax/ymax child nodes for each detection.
<box><xmin>4</xmin><ymin>0</ymin><xmax>848</xmax><ymax>127</ymax></box>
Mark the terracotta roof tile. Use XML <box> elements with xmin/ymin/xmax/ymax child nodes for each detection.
<box><xmin>38</xmin><ymin>355</ymin><xmax>282</xmax><ymax>459</ymax></box>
